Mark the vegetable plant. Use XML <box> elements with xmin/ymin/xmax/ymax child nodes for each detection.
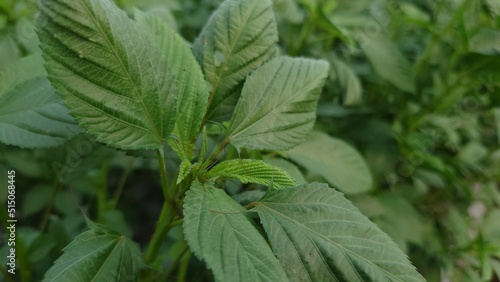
<box><xmin>0</xmin><ymin>0</ymin><xmax>428</xmax><ymax>281</ymax></box>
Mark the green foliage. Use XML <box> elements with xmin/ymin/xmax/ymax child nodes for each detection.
<box><xmin>228</xmin><ymin>57</ymin><xmax>329</xmax><ymax>150</ymax></box>
<box><xmin>43</xmin><ymin>219</ymin><xmax>143</xmax><ymax>282</ymax></box>
<box><xmin>37</xmin><ymin>0</ymin><xmax>178</xmax><ymax>150</ymax></box>
<box><xmin>360</xmin><ymin>33</ymin><xmax>415</xmax><ymax>93</ymax></box>
<box><xmin>0</xmin><ymin>55</ymin><xmax>82</xmax><ymax>148</ymax></box>
<box><xmin>192</xmin><ymin>0</ymin><xmax>278</xmax><ymax>121</ymax></box>
<box><xmin>2</xmin><ymin>0</ymin><xmax>499</xmax><ymax>281</ymax></box>
<box><xmin>329</xmin><ymin>56</ymin><xmax>362</xmax><ymax>106</ymax></box>
<box><xmin>183</xmin><ymin>181</ymin><xmax>288</xmax><ymax>282</ymax></box>
<box><xmin>134</xmin><ymin>10</ymin><xmax>209</xmax><ymax>159</ymax></box>
<box><xmin>285</xmin><ymin>131</ymin><xmax>372</xmax><ymax>194</ymax></box>
<box><xmin>253</xmin><ymin>183</ymin><xmax>425</xmax><ymax>282</ymax></box>
<box><xmin>205</xmin><ymin>159</ymin><xmax>297</xmax><ymax>188</ymax></box>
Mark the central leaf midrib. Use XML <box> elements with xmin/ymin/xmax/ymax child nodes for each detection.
<box><xmin>91</xmin><ymin>237</ymin><xmax>125</xmax><ymax>281</ymax></box>
<box><xmin>78</xmin><ymin>0</ymin><xmax>163</xmax><ymax>144</ymax></box>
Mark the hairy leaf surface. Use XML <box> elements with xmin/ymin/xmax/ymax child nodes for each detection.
<box><xmin>135</xmin><ymin>11</ymin><xmax>209</xmax><ymax>159</ymax></box>
<box><xmin>43</xmin><ymin>221</ymin><xmax>143</xmax><ymax>282</ymax></box>
<box><xmin>36</xmin><ymin>0</ymin><xmax>177</xmax><ymax>150</ymax></box>
<box><xmin>0</xmin><ymin>55</ymin><xmax>82</xmax><ymax>148</ymax></box>
<box><xmin>205</xmin><ymin>159</ymin><xmax>296</xmax><ymax>188</ymax></box>
<box><xmin>285</xmin><ymin>131</ymin><xmax>372</xmax><ymax>194</ymax></box>
<box><xmin>193</xmin><ymin>0</ymin><xmax>278</xmax><ymax>121</ymax></box>
<box><xmin>228</xmin><ymin>57</ymin><xmax>328</xmax><ymax>150</ymax></box>
<box><xmin>252</xmin><ymin>183</ymin><xmax>425</xmax><ymax>282</ymax></box>
<box><xmin>183</xmin><ymin>181</ymin><xmax>288</xmax><ymax>282</ymax></box>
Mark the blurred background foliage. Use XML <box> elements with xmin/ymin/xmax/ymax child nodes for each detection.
<box><xmin>0</xmin><ymin>0</ymin><xmax>499</xmax><ymax>281</ymax></box>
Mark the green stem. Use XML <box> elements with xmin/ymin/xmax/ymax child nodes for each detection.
<box><xmin>143</xmin><ymin>148</ymin><xmax>177</xmax><ymax>265</ymax></box>
<box><xmin>144</xmin><ymin>202</ymin><xmax>176</xmax><ymax>264</ymax></box>
<box><xmin>176</xmin><ymin>249</ymin><xmax>190</xmax><ymax>282</ymax></box>
<box><xmin>161</xmin><ymin>245</ymin><xmax>189</xmax><ymax>281</ymax></box>
<box><xmin>157</xmin><ymin>148</ymin><xmax>170</xmax><ymax>200</ymax></box>
<box><xmin>200</xmin><ymin>138</ymin><xmax>229</xmax><ymax>172</ymax></box>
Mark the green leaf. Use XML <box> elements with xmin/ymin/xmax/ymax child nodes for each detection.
<box><xmin>272</xmin><ymin>0</ymin><xmax>304</xmax><ymax>24</ymax></box>
<box><xmin>485</xmin><ymin>0</ymin><xmax>500</xmax><ymax>16</ymax></box>
<box><xmin>36</xmin><ymin>0</ymin><xmax>178</xmax><ymax>150</ymax></box>
<box><xmin>470</xmin><ymin>28</ymin><xmax>500</xmax><ymax>55</ymax></box>
<box><xmin>0</xmin><ymin>54</ymin><xmax>43</xmax><ymax>96</ymax></box>
<box><xmin>205</xmin><ymin>159</ymin><xmax>297</xmax><ymax>188</ymax></box>
<box><xmin>495</xmin><ymin>108</ymin><xmax>500</xmax><ymax>145</ymax></box>
<box><xmin>43</xmin><ymin>221</ymin><xmax>143</xmax><ymax>282</ymax></box>
<box><xmin>360</xmin><ymin>33</ymin><xmax>415</xmax><ymax>93</ymax></box>
<box><xmin>193</xmin><ymin>0</ymin><xmax>279</xmax><ymax>121</ymax></box>
<box><xmin>285</xmin><ymin>131</ymin><xmax>372</xmax><ymax>194</ymax></box>
<box><xmin>329</xmin><ymin>56</ymin><xmax>362</xmax><ymax>106</ymax></box>
<box><xmin>0</xmin><ymin>55</ymin><xmax>83</xmax><ymax>148</ymax></box>
<box><xmin>263</xmin><ymin>157</ymin><xmax>307</xmax><ymax>185</ymax></box>
<box><xmin>481</xmin><ymin>209</ymin><xmax>500</xmax><ymax>244</ymax></box>
<box><xmin>372</xmin><ymin>193</ymin><xmax>427</xmax><ymax>252</ymax></box>
<box><xmin>315</xmin><ymin>7</ymin><xmax>349</xmax><ymax>42</ymax></box>
<box><xmin>177</xmin><ymin>160</ymin><xmax>194</xmax><ymax>184</ymax></box>
<box><xmin>183</xmin><ymin>181</ymin><xmax>288</xmax><ymax>282</ymax></box>
<box><xmin>135</xmin><ymin>11</ymin><xmax>209</xmax><ymax>159</ymax></box>
<box><xmin>228</xmin><ymin>57</ymin><xmax>329</xmax><ymax>150</ymax></box>
<box><xmin>252</xmin><ymin>183</ymin><xmax>425</xmax><ymax>282</ymax></box>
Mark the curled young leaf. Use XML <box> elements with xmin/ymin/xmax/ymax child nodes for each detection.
<box><xmin>205</xmin><ymin>159</ymin><xmax>297</xmax><ymax>188</ymax></box>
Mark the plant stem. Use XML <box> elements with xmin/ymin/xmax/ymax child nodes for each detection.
<box><xmin>144</xmin><ymin>148</ymin><xmax>177</xmax><ymax>265</ymax></box>
<box><xmin>157</xmin><ymin>147</ymin><xmax>170</xmax><ymax>200</ymax></box>
<box><xmin>200</xmin><ymin>138</ymin><xmax>229</xmax><ymax>172</ymax></box>
<box><xmin>161</xmin><ymin>245</ymin><xmax>189</xmax><ymax>281</ymax></box>
<box><xmin>176</xmin><ymin>249</ymin><xmax>190</xmax><ymax>282</ymax></box>
<box><xmin>144</xmin><ymin>201</ymin><xmax>176</xmax><ymax>264</ymax></box>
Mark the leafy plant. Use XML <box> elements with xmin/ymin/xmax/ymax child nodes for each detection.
<box><xmin>270</xmin><ymin>0</ymin><xmax>500</xmax><ymax>280</ymax></box>
<box><xmin>0</xmin><ymin>0</ymin><xmax>426</xmax><ymax>281</ymax></box>
<box><xmin>3</xmin><ymin>0</ymin><xmax>499</xmax><ymax>281</ymax></box>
